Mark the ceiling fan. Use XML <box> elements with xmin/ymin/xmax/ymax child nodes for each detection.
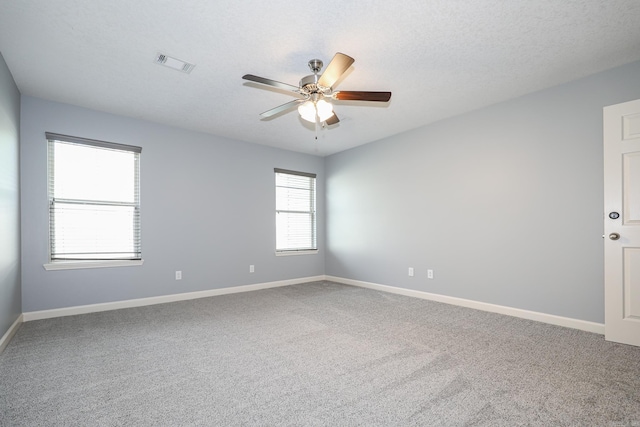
<box><xmin>242</xmin><ymin>52</ymin><xmax>391</xmax><ymax>126</ymax></box>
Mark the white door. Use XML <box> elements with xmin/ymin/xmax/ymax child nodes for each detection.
<box><xmin>604</xmin><ymin>98</ymin><xmax>640</xmax><ymax>347</ymax></box>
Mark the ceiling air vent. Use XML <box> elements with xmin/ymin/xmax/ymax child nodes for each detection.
<box><xmin>154</xmin><ymin>53</ymin><xmax>195</xmax><ymax>74</ymax></box>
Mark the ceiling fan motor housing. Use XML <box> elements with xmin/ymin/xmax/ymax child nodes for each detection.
<box><xmin>300</xmin><ymin>74</ymin><xmax>321</xmax><ymax>96</ymax></box>
<box><xmin>300</xmin><ymin>59</ymin><xmax>332</xmax><ymax>96</ymax></box>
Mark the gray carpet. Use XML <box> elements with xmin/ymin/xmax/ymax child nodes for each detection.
<box><xmin>1</xmin><ymin>281</ymin><xmax>639</xmax><ymax>426</ymax></box>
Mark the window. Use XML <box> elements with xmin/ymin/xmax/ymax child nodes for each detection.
<box><xmin>46</xmin><ymin>133</ymin><xmax>142</xmax><ymax>266</ymax></box>
<box><xmin>275</xmin><ymin>168</ymin><xmax>317</xmax><ymax>253</ymax></box>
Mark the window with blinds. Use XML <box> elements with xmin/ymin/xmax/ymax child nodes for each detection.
<box><xmin>47</xmin><ymin>133</ymin><xmax>141</xmax><ymax>261</ymax></box>
<box><xmin>275</xmin><ymin>168</ymin><xmax>317</xmax><ymax>252</ymax></box>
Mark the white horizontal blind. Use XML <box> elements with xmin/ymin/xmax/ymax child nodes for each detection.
<box><xmin>275</xmin><ymin>168</ymin><xmax>316</xmax><ymax>252</ymax></box>
<box><xmin>47</xmin><ymin>133</ymin><xmax>142</xmax><ymax>261</ymax></box>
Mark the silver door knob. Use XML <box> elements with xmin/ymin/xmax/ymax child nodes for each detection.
<box><xmin>609</xmin><ymin>233</ymin><xmax>620</xmax><ymax>240</ymax></box>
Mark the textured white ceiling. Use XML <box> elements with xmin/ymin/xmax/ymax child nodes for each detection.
<box><xmin>1</xmin><ymin>0</ymin><xmax>640</xmax><ymax>156</ymax></box>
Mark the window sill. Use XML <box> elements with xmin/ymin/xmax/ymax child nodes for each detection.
<box><xmin>43</xmin><ymin>260</ymin><xmax>144</xmax><ymax>271</ymax></box>
<box><xmin>275</xmin><ymin>250</ymin><xmax>318</xmax><ymax>257</ymax></box>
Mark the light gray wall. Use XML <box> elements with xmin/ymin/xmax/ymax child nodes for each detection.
<box><xmin>0</xmin><ymin>52</ymin><xmax>21</xmax><ymax>336</ymax></box>
<box><xmin>21</xmin><ymin>97</ymin><xmax>324</xmax><ymax>312</ymax></box>
<box><xmin>325</xmin><ymin>60</ymin><xmax>640</xmax><ymax>324</ymax></box>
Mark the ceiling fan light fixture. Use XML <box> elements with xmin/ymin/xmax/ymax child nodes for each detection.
<box><xmin>298</xmin><ymin>99</ymin><xmax>334</xmax><ymax>123</ymax></box>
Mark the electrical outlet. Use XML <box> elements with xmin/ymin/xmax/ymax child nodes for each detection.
<box><xmin>249</xmin><ymin>265</ymin><xmax>255</xmax><ymax>273</ymax></box>
<box><xmin>175</xmin><ymin>271</ymin><xmax>182</xmax><ymax>280</ymax></box>
<box><xmin>408</xmin><ymin>267</ymin><xmax>414</xmax><ymax>277</ymax></box>
<box><xmin>427</xmin><ymin>269</ymin><xmax>434</xmax><ymax>279</ymax></box>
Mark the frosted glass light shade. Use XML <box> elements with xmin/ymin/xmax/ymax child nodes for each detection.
<box><xmin>298</xmin><ymin>101</ymin><xmax>316</xmax><ymax>122</ymax></box>
<box><xmin>316</xmin><ymin>99</ymin><xmax>333</xmax><ymax>122</ymax></box>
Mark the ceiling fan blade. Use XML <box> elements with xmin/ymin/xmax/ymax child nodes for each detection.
<box><xmin>317</xmin><ymin>53</ymin><xmax>354</xmax><ymax>89</ymax></box>
<box><xmin>325</xmin><ymin>113</ymin><xmax>339</xmax><ymax>125</ymax></box>
<box><xmin>334</xmin><ymin>91</ymin><xmax>392</xmax><ymax>102</ymax></box>
<box><xmin>260</xmin><ymin>99</ymin><xmax>304</xmax><ymax>118</ymax></box>
<box><xmin>242</xmin><ymin>74</ymin><xmax>300</xmax><ymax>92</ymax></box>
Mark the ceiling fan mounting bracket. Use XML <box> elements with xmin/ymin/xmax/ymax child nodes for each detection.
<box><xmin>308</xmin><ymin>59</ymin><xmax>323</xmax><ymax>73</ymax></box>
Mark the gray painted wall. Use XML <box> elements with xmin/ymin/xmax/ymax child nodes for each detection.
<box><xmin>325</xmin><ymin>60</ymin><xmax>640</xmax><ymax>324</ymax></box>
<box><xmin>21</xmin><ymin>97</ymin><xmax>324</xmax><ymax>312</ymax></box>
<box><xmin>0</xmin><ymin>52</ymin><xmax>21</xmax><ymax>336</ymax></box>
<box><xmin>15</xmin><ymin>59</ymin><xmax>640</xmax><ymax>322</ymax></box>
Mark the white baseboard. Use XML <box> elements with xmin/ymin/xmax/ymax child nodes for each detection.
<box><xmin>0</xmin><ymin>314</ymin><xmax>23</xmax><ymax>354</ymax></box>
<box><xmin>326</xmin><ymin>276</ymin><xmax>605</xmax><ymax>335</ymax></box>
<box><xmin>23</xmin><ymin>275</ymin><xmax>325</xmax><ymax>322</ymax></box>
<box><xmin>19</xmin><ymin>274</ymin><xmax>606</xmax><ymax>336</ymax></box>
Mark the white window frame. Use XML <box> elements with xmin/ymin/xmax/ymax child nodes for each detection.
<box><xmin>43</xmin><ymin>133</ymin><xmax>143</xmax><ymax>270</ymax></box>
<box><xmin>275</xmin><ymin>168</ymin><xmax>318</xmax><ymax>255</ymax></box>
